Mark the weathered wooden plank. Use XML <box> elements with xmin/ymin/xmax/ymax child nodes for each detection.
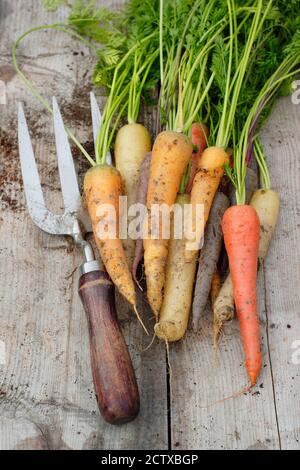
<box><xmin>0</xmin><ymin>0</ymin><xmax>167</xmax><ymax>450</ymax></box>
<box><xmin>169</xmin><ymin>268</ymin><xmax>280</xmax><ymax>450</ymax></box>
<box><xmin>260</xmin><ymin>96</ymin><xmax>300</xmax><ymax>450</ymax></box>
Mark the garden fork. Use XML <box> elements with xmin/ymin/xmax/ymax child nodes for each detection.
<box><xmin>17</xmin><ymin>94</ymin><xmax>139</xmax><ymax>424</ymax></box>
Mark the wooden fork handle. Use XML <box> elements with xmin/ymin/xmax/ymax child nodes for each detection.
<box><xmin>78</xmin><ymin>270</ymin><xmax>140</xmax><ymax>424</ymax></box>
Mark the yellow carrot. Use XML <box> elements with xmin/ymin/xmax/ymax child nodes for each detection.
<box><xmin>155</xmin><ymin>194</ymin><xmax>197</xmax><ymax>342</ymax></box>
<box><xmin>115</xmin><ymin>123</ymin><xmax>151</xmax><ymax>268</ymax></box>
<box><xmin>144</xmin><ymin>131</ymin><xmax>193</xmax><ymax>317</ymax></box>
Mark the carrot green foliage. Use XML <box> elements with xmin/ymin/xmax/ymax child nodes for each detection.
<box><xmin>14</xmin><ymin>0</ymin><xmax>160</xmax><ymax>166</ymax></box>
<box><xmin>15</xmin><ymin>0</ymin><xmax>300</xmax><ymax>181</ymax></box>
<box><xmin>63</xmin><ymin>0</ymin><xmax>160</xmax><ymax>163</ymax></box>
<box><xmin>226</xmin><ymin>21</ymin><xmax>300</xmax><ymax>203</ymax></box>
<box><xmin>158</xmin><ymin>0</ymin><xmax>229</xmax><ymax>133</ymax></box>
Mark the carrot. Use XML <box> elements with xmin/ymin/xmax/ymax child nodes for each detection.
<box><xmin>214</xmin><ymin>23</ymin><xmax>298</xmax><ymax>343</ymax></box>
<box><xmin>215</xmin><ymin>188</ymin><xmax>279</xmax><ymax>369</ymax></box>
<box><xmin>185</xmin><ymin>147</ymin><xmax>229</xmax><ymax>259</ymax></box>
<box><xmin>211</xmin><ymin>270</ymin><xmax>222</xmax><ymax>352</ymax></box>
<box><xmin>192</xmin><ymin>191</ymin><xmax>229</xmax><ymax>331</ymax></box>
<box><xmin>115</xmin><ymin>124</ymin><xmax>151</xmax><ymax>269</ymax></box>
<box><xmin>222</xmin><ymin>205</ymin><xmax>261</xmax><ymax>386</ymax></box>
<box><xmin>216</xmin><ymin>15</ymin><xmax>300</xmax><ymax>381</ymax></box>
<box><xmin>250</xmin><ymin>189</ymin><xmax>280</xmax><ymax>264</ymax></box>
<box><xmin>191</xmin><ymin>4</ymin><xmax>271</xmax><ymax>374</ymax></box>
<box><xmin>144</xmin><ymin>131</ymin><xmax>193</xmax><ymax>317</ymax></box>
<box><xmin>211</xmin><ymin>271</ymin><xmax>221</xmax><ymax>308</ymax></box>
<box><xmin>213</xmin><ymin>166</ymin><xmax>259</xmax><ymax>341</ymax></box>
<box><xmin>213</xmin><ymin>274</ymin><xmax>234</xmax><ymax>331</ymax></box>
<box><xmin>213</xmin><ymin>275</ymin><xmax>234</xmax><ymax>345</ymax></box>
<box><xmin>154</xmin><ymin>194</ymin><xmax>197</xmax><ymax>342</ymax></box>
<box><xmin>186</xmin><ymin>123</ymin><xmax>209</xmax><ymax>194</ymax></box>
<box><xmin>132</xmin><ymin>152</ymin><xmax>151</xmax><ymax>287</ymax></box>
<box><xmin>84</xmin><ymin>165</ymin><xmax>139</xmax><ymax>312</ymax></box>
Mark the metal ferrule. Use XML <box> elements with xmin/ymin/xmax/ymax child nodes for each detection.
<box><xmin>79</xmin><ymin>260</ymin><xmax>101</xmax><ymax>276</ymax></box>
<box><xmin>72</xmin><ymin>219</ymin><xmax>100</xmax><ymax>276</ymax></box>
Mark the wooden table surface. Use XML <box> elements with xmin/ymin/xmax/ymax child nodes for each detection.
<box><xmin>0</xmin><ymin>0</ymin><xmax>299</xmax><ymax>450</ymax></box>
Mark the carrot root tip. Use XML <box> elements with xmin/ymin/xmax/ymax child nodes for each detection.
<box><xmin>133</xmin><ymin>304</ymin><xmax>149</xmax><ymax>335</ymax></box>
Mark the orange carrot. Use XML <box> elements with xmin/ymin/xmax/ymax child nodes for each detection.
<box><xmin>222</xmin><ymin>204</ymin><xmax>261</xmax><ymax>385</ymax></box>
<box><xmin>144</xmin><ymin>131</ymin><xmax>193</xmax><ymax>317</ymax></box>
<box><xmin>84</xmin><ymin>165</ymin><xmax>137</xmax><ymax>308</ymax></box>
<box><xmin>185</xmin><ymin>146</ymin><xmax>229</xmax><ymax>259</ymax></box>
<box><xmin>186</xmin><ymin>123</ymin><xmax>209</xmax><ymax>194</ymax></box>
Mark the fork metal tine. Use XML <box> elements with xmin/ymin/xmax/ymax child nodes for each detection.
<box><xmin>52</xmin><ymin>97</ymin><xmax>81</xmax><ymax>213</ymax></box>
<box><xmin>90</xmin><ymin>92</ymin><xmax>102</xmax><ymax>154</ymax></box>
<box><xmin>18</xmin><ymin>103</ymin><xmax>67</xmax><ymax>235</ymax></box>
<box><xmin>90</xmin><ymin>92</ymin><xmax>112</xmax><ymax>165</ymax></box>
<box><xmin>18</xmin><ymin>103</ymin><xmax>46</xmax><ymax>210</ymax></box>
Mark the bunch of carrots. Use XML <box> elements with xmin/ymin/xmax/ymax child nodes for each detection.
<box><xmin>14</xmin><ymin>0</ymin><xmax>300</xmax><ymax>390</ymax></box>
